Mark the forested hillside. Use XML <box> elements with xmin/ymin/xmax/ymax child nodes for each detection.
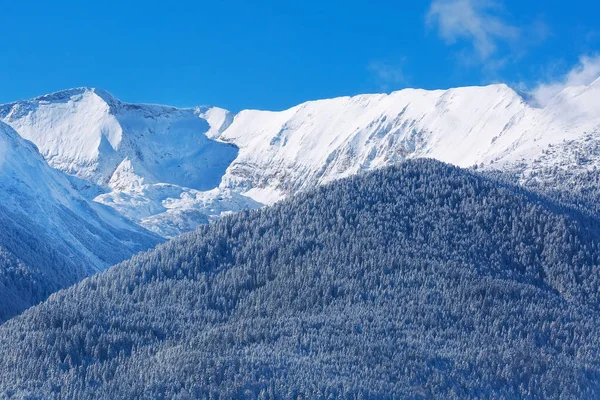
<box><xmin>1</xmin><ymin>159</ymin><xmax>600</xmax><ymax>398</ymax></box>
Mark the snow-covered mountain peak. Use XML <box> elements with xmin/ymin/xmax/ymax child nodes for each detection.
<box><xmin>0</xmin><ymin>88</ymin><xmax>123</xmax><ymax>179</ymax></box>
<box><xmin>0</xmin><ymin>88</ymin><xmax>237</xmax><ymax>191</ymax></box>
<box><xmin>26</xmin><ymin>86</ymin><xmax>103</xmax><ymax>103</ymax></box>
<box><xmin>215</xmin><ymin>83</ymin><xmax>533</xmax><ymax>203</ymax></box>
<box><xmin>0</xmin><ymin>89</ymin><xmax>253</xmax><ymax>237</ymax></box>
<box><xmin>3</xmin><ymin>81</ymin><xmax>600</xmax><ymax>237</ymax></box>
<box><xmin>1</xmin><ymin>87</ymin><xmax>123</xmax><ymax>121</ymax></box>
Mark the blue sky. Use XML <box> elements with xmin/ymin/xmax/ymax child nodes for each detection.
<box><xmin>1</xmin><ymin>0</ymin><xmax>599</xmax><ymax>111</ymax></box>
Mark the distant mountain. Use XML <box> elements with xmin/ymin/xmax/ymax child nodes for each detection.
<box><xmin>0</xmin><ymin>88</ymin><xmax>259</xmax><ymax>237</ymax></box>
<box><xmin>2</xmin><ymin>160</ymin><xmax>600</xmax><ymax>398</ymax></box>
<box><xmin>216</xmin><ymin>80</ymin><xmax>600</xmax><ymax>203</ymax></box>
<box><xmin>2</xmin><ymin>81</ymin><xmax>599</xmax><ymax>236</ymax></box>
<box><xmin>0</xmin><ymin>121</ymin><xmax>161</xmax><ymax>323</ymax></box>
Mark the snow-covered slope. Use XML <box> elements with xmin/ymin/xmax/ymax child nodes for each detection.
<box><xmin>215</xmin><ymin>81</ymin><xmax>600</xmax><ymax>203</ymax></box>
<box><xmin>96</xmin><ymin>186</ymin><xmax>261</xmax><ymax>238</ymax></box>
<box><xmin>495</xmin><ymin>78</ymin><xmax>600</xmax><ymax>174</ymax></box>
<box><xmin>215</xmin><ymin>84</ymin><xmax>528</xmax><ymax>202</ymax></box>
<box><xmin>0</xmin><ymin>121</ymin><xmax>161</xmax><ymax>322</ymax></box>
<box><xmin>0</xmin><ymin>88</ymin><xmax>259</xmax><ymax>236</ymax></box>
<box><xmin>2</xmin><ymin>80</ymin><xmax>600</xmax><ymax>236</ymax></box>
<box><xmin>0</xmin><ymin>88</ymin><xmax>236</xmax><ymax>189</ymax></box>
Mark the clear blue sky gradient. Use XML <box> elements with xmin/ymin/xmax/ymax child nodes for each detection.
<box><xmin>1</xmin><ymin>0</ymin><xmax>599</xmax><ymax>111</ymax></box>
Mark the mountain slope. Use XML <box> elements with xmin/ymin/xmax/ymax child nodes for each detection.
<box><xmin>1</xmin><ymin>160</ymin><xmax>600</xmax><ymax>398</ymax></box>
<box><xmin>216</xmin><ymin>81</ymin><xmax>600</xmax><ymax>204</ymax></box>
<box><xmin>216</xmin><ymin>84</ymin><xmax>528</xmax><ymax>202</ymax></box>
<box><xmin>0</xmin><ymin>121</ymin><xmax>161</xmax><ymax>323</ymax></box>
<box><xmin>0</xmin><ymin>87</ymin><xmax>236</xmax><ymax>188</ymax></box>
<box><xmin>2</xmin><ymin>82</ymin><xmax>600</xmax><ymax>235</ymax></box>
<box><xmin>0</xmin><ymin>88</ymin><xmax>259</xmax><ymax>237</ymax></box>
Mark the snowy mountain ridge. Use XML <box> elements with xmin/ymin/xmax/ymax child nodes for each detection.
<box><xmin>0</xmin><ymin>87</ymin><xmax>235</xmax><ymax>188</ymax></box>
<box><xmin>2</xmin><ymin>81</ymin><xmax>600</xmax><ymax>236</ymax></box>
<box><xmin>0</xmin><ymin>88</ymin><xmax>257</xmax><ymax>236</ymax></box>
<box><xmin>215</xmin><ymin>80</ymin><xmax>600</xmax><ymax>203</ymax></box>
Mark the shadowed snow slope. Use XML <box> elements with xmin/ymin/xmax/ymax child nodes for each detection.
<box><xmin>0</xmin><ymin>121</ymin><xmax>161</xmax><ymax>323</ymax></box>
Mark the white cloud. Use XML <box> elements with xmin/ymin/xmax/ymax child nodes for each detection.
<box><xmin>531</xmin><ymin>55</ymin><xmax>600</xmax><ymax>107</ymax></box>
<box><xmin>426</xmin><ymin>0</ymin><xmax>520</xmax><ymax>61</ymax></box>
<box><xmin>367</xmin><ymin>60</ymin><xmax>408</xmax><ymax>91</ymax></box>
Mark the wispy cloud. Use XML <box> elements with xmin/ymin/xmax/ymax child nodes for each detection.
<box><xmin>426</xmin><ymin>0</ymin><xmax>549</xmax><ymax>73</ymax></box>
<box><xmin>531</xmin><ymin>55</ymin><xmax>600</xmax><ymax>107</ymax></box>
<box><xmin>426</xmin><ymin>0</ymin><xmax>520</xmax><ymax>62</ymax></box>
<box><xmin>367</xmin><ymin>60</ymin><xmax>408</xmax><ymax>92</ymax></box>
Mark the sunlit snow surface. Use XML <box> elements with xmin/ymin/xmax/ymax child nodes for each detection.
<box><xmin>217</xmin><ymin>80</ymin><xmax>600</xmax><ymax>202</ymax></box>
<box><xmin>2</xmin><ymin>80</ymin><xmax>600</xmax><ymax>237</ymax></box>
<box><xmin>0</xmin><ymin>89</ymin><xmax>257</xmax><ymax>237</ymax></box>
